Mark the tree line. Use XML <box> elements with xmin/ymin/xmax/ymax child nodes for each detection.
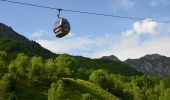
<box><xmin>0</xmin><ymin>51</ymin><xmax>170</xmax><ymax>100</ymax></box>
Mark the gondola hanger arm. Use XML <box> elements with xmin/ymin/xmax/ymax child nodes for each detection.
<box><xmin>57</xmin><ymin>9</ymin><xmax>62</xmax><ymax>19</ymax></box>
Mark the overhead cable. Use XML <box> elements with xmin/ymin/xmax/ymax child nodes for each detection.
<box><xmin>0</xmin><ymin>0</ymin><xmax>169</xmax><ymax>23</ymax></box>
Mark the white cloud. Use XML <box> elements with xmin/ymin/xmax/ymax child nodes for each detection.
<box><xmin>93</xmin><ymin>36</ymin><xmax>170</xmax><ymax>61</ymax></box>
<box><xmin>150</xmin><ymin>0</ymin><xmax>169</xmax><ymax>7</ymax></box>
<box><xmin>37</xmin><ymin>32</ymin><xmax>170</xmax><ymax>61</ymax></box>
<box><xmin>122</xmin><ymin>30</ymin><xmax>135</xmax><ymax>36</ymax></box>
<box><xmin>120</xmin><ymin>0</ymin><xmax>136</xmax><ymax>8</ymax></box>
<box><xmin>109</xmin><ymin>0</ymin><xmax>136</xmax><ymax>11</ymax></box>
<box><xmin>36</xmin><ymin>34</ymin><xmax>117</xmax><ymax>56</ymax></box>
<box><xmin>133</xmin><ymin>20</ymin><xmax>158</xmax><ymax>34</ymax></box>
<box><xmin>36</xmin><ymin>37</ymin><xmax>92</xmax><ymax>53</ymax></box>
<box><xmin>66</xmin><ymin>32</ymin><xmax>74</xmax><ymax>37</ymax></box>
<box><xmin>93</xmin><ymin>19</ymin><xmax>170</xmax><ymax>61</ymax></box>
<box><xmin>167</xmin><ymin>26</ymin><xmax>170</xmax><ymax>33</ymax></box>
<box><xmin>29</xmin><ymin>30</ymin><xmax>47</xmax><ymax>38</ymax></box>
<box><xmin>123</xmin><ymin>19</ymin><xmax>158</xmax><ymax>36</ymax></box>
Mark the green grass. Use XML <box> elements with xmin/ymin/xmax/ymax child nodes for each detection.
<box><xmin>62</xmin><ymin>78</ymin><xmax>120</xmax><ymax>100</ymax></box>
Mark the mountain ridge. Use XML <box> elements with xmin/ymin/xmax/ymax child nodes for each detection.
<box><xmin>0</xmin><ymin>22</ymin><xmax>56</xmax><ymax>59</ymax></box>
<box><xmin>100</xmin><ymin>55</ymin><xmax>121</xmax><ymax>62</ymax></box>
<box><xmin>100</xmin><ymin>54</ymin><xmax>170</xmax><ymax>76</ymax></box>
<box><xmin>125</xmin><ymin>54</ymin><xmax>170</xmax><ymax>76</ymax></box>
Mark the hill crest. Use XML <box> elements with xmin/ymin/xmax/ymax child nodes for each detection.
<box><xmin>0</xmin><ymin>23</ymin><xmax>56</xmax><ymax>59</ymax></box>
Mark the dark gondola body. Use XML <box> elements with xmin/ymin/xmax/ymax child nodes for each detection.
<box><xmin>53</xmin><ymin>18</ymin><xmax>71</xmax><ymax>38</ymax></box>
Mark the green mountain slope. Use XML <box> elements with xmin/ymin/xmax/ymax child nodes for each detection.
<box><xmin>0</xmin><ymin>23</ymin><xmax>56</xmax><ymax>59</ymax></box>
<box><xmin>72</xmin><ymin>56</ymin><xmax>143</xmax><ymax>79</ymax></box>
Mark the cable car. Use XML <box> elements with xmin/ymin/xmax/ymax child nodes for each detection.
<box><xmin>53</xmin><ymin>18</ymin><xmax>71</xmax><ymax>38</ymax></box>
<box><xmin>53</xmin><ymin>9</ymin><xmax>71</xmax><ymax>38</ymax></box>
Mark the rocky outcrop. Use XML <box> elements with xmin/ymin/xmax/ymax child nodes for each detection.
<box><xmin>100</xmin><ymin>55</ymin><xmax>121</xmax><ymax>62</ymax></box>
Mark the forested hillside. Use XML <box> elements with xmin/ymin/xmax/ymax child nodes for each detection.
<box><xmin>0</xmin><ymin>23</ymin><xmax>56</xmax><ymax>59</ymax></box>
<box><xmin>0</xmin><ymin>23</ymin><xmax>170</xmax><ymax>100</ymax></box>
<box><xmin>0</xmin><ymin>51</ymin><xmax>170</xmax><ymax>100</ymax></box>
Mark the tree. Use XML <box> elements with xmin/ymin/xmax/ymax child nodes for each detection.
<box><xmin>145</xmin><ymin>89</ymin><xmax>158</xmax><ymax>100</ymax></box>
<box><xmin>44</xmin><ymin>58</ymin><xmax>57</xmax><ymax>86</ymax></box>
<box><xmin>48</xmin><ymin>80</ymin><xmax>65</xmax><ymax>100</ymax></box>
<box><xmin>89</xmin><ymin>69</ymin><xmax>107</xmax><ymax>89</ymax></box>
<box><xmin>161</xmin><ymin>88</ymin><xmax>170</xmax><ymax>100</ymax></box>
<box><xmin>0</xmin><ymin>51</ymin><xmax>8</xmax><ymax>78</ymax></box>
<box><xmin>55</xmin><ymin>54</ymin><xmax>75</xmax><ymax>77</ymax></box>
<box><xmin>81</xmin><ymin>93</ymin><xmax>94</xmax><ymax>100</ymax></box>
<box><xmin>0</xmin><ymin>51</ymin><xmax>8</xmax><ymax>64</ymax></box>
<box><xmin>0</xmin><ymin>73</ymin><xmax>16</xmax><ymax>100</ymax></box>
<box><xmin>45</xmin><ymin>59</ymin><xmax>56</xmax><ymax>78</ymax></box>
<box><xmin>75</xmin><ymin>67</ymin><xmax>92</xmax><ymax>80</ymax></box>
<box><xmin>29</xmin><ymin>56</ymin><xmax>45</xmax><ymax>87</ymax></box>
<box><xmin>0</xmin><ymin>60</ymin><xmax>6</xmax><ymax>78</ymax></box>
<box><xmin>133</xmin><ymin>89</ymin><xmax>146</xmax><ymax>100</ymax></box>
<box><xmin>8</xmin><ymin>53</ymin><xmax>29</xmax><ymax>78</ymax></box>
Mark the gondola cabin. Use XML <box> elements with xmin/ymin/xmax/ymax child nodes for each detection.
<box><xmin>53</xmin><ymin>18</ymin><xmax>71</xmax><ymax>38</ymax></box>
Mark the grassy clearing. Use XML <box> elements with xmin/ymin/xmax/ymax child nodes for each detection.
<box><xmin>62</xmin><ymin>78</ymin><xmax>120</xmax><ymax>100</ymax></box>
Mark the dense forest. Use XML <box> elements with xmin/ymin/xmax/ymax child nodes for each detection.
<box><xmin>0</xmin><ymin>51</ymin><xmax>170</xmax><ymax>100</ymax></box>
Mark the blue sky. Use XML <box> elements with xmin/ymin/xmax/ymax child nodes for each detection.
<box><xmin>0</xmin><ymin>0</ymin><xmax>170</xmax><ymax>60</ymax></box>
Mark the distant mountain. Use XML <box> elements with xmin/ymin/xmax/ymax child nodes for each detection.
<box><xmin>0</xmin><ymin>23</ymin><xmax>56</xmax><ymax>59</ymax></box>
<box><xmin>74</xmin><ymin>56</ymin><xmax>143</xmax><ymax>76</ymax></box>
<box><xmin>125</xmin><ymin>54</ymin><xmax>170</xmax><ymax>76</ymax></box>
<box><xmin>100</xmin><ymin>55</ymin><xmax>121</xmax><ymax>62</ymax></box>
